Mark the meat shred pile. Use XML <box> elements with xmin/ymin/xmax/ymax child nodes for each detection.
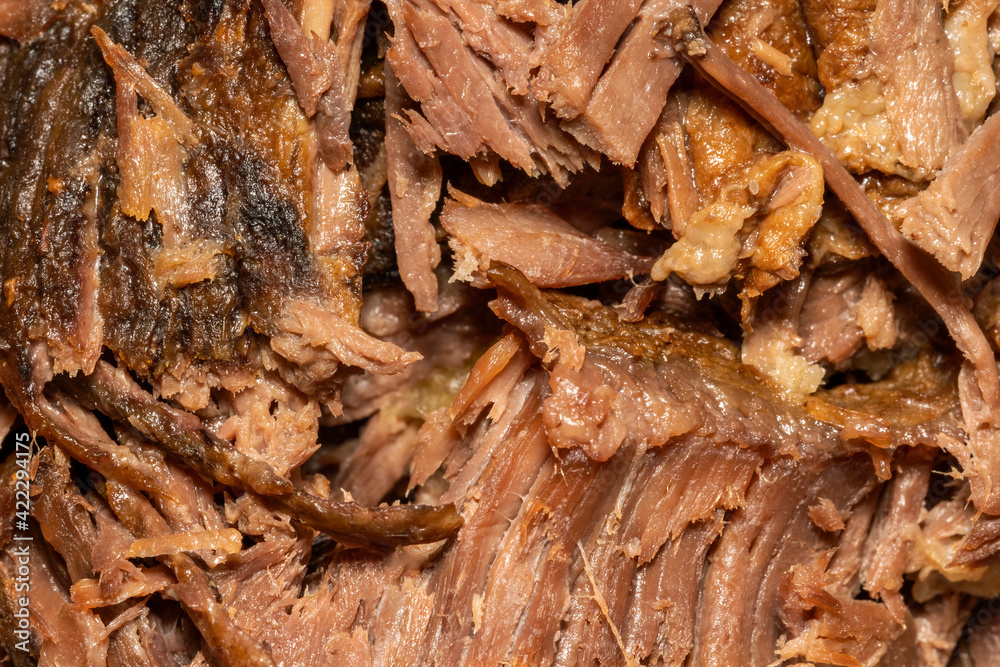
<box><xmin>3</xmin><ymin>0</ymin><xmax>1000</xmax><ymax>665</ymax></box>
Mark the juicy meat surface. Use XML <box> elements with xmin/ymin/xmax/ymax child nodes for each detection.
<box><xmin>900</xmin><ymin>111</ymin><xmax>1000</xmax><ymax>279</ymax></box>
<box><xmin>3</xmin><ymin>0</ymin><xmax>1000</xmax><ymax>665</ymax></box>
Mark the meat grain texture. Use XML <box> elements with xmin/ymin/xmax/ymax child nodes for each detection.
<box><xmin>1</xmin><ymin>0</ymin><xmax>999</xmax><ymax>665</ymax></box>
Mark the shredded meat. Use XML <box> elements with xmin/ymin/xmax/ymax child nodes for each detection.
<box><xmin>443</xmin><ymin>192</ymin><xmax>655</xmax><ymax>289</ymax></box>
<box><xmin>384</xmin><ymin>63</ymin><xmax>442</xmax><ymax>312</ymax></box>
<box><xmin>4</xmin><ymin>0</ymin><xmax>1000</xmax><ymax>665</ymax></box>
<box><xmin>900</xmin><ymin>111</ymin><xmax>1000</xmax><ymax>279</ymax></box>
<box><xmin>869</xmin><ymin>0</ymin><xmax>967</xmax><ymax>175</ymax></box>
<box><xmin>807</xmin><ymin>0</ymin><xmax>972</xmax><ymax>180</ymax></box>
<box><xmin>668</xmin><ymin>6</ymin><xmax>1000</xmax><ymax>415</ymax></box>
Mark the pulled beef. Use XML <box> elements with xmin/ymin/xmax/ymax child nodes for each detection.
<box><xmin>443</xmin><ymin>191</ymin><xmax>655</xmax><ymax>289</ymax></box>
<box><xmin>868</xmin><ymin>0</ymin><xmax>967</xmax><ymax>175</ymax></box>
<box><xmin>384</xmin><ymin>62</ymin><xmax>442</xmax><ymax>312</ymax></box>
<box><xmin>4</xmin><ymin>0</ymin><xmax>1000</xmax><ymax>665</ymax></box>
<box><xmin>806</xmin><ymin>0</ymin><xmax>972</xmax><ymax>180</ymax></box>
<box><xmin>557</xmin><ymin>0</ymin><xmax>721</xmax><ymax>166</ymax></box>
<box><xmin>797</xmin><ymin>267</ymin><xmax>897</xmax><ymax>365</ymax></box>
<box><xmin>900</xmin><ymin>111</ymin><xmax>1000</xmax><ymax>279</ymax></box>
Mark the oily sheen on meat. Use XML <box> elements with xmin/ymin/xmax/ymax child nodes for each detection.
<box><xmin>3</xmin><ymin>0</ymin><xmax>1000</xmax><ymax>666</ymax></box>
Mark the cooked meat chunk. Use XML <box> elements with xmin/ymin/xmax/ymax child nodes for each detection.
<box><xmin>443</xmin><ymin>191</ymin><xmax>655</xmax><ymax>289</ymax></box>
<box><xmin>807</xmin><ymin>0</ymin><xmax>974</xmax><ymax>180</ymax></box>
<box><xmin>900</xmin><ymin>111</ymin><xmax>1000</xmax><ymax>279</ymax></box>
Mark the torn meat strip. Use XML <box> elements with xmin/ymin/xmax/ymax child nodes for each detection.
<box><xmin>531</xmin><ymin>0</ymin><xmax>645</xmax><ymax>118</ymax></box>
<box><xmin>102</xmin><ymin>479</ymin><xmax>277</xmax><ymax>667</ymax></box>
<box><xmin>295</xmin><ymin>308</ymin><xmax>891</xmax><ymax>665</ymax></box>
<box><xmin>387</xmin><ymin>0</ymin><xmax>592</xmax><ymax>183</ymax></box>
<box><xmin>384</xmin><ymin>62</ymin><xmax>442</xmax><ymax>312</ymax></box>
<box><xmin>334</xmin><ymin>287</ymin><xmax>496</xmax><ymax>502</ymax></box>
<box><xmin>433</xmin><ymin>0</ymin><xmax>536</xmax><ymax>97</ymax></box>
<box><xmin>443</xmin><ymin>191</ymin><xmax>654</xmax><ymax>289</ymax></box>
<box><xmin>262</xmin><ymin>0</ymin><xmax>359</xmax><ymax>170</ymax></box>
<box><xmin>704</xmin><ymin>457</ymin><xmax>884</xmax><ymax>665</ymax></box>
<box><xmin>487</xmin><ymin>266</ymin><xmax>836</xmax><ymax>461</ymax></box>
<box><xmin>561</xmin><ymin>0</ymin><xmax>722</xmax><ymax>166</ymax></box>
<box><xmin>32</xmin><ymin>445</ymin><xmax>96</xmax><ymax>584</ymax></box>
<box><xmin>775</xmin><ymin>550</ymin><xmax>905</xmax><ymax>666</ymax></box>
<box><xmin>951</xmin><ymin>365</ymin><xmax>1000</xmax><ymax>515</ymax></box>
<box><xmin>395</xmin><ymin>0</ymin><xmax>536</xmax><ymax>173</ymax></box>
<box><xmin>261</xmin><ymin>0</ymin><xmax>339</xmax><ymax>118</ymax></box>
<box><xmin>3</xmin><ymin>535</ymin><xmax>109</xmax><ymax>665</ymax></box>
<box><xmin>798</xmin><ymin>268</ymin><xmax>897</xmax><ymax>365</ymax></box>
<box><xmin>900</xmin><ymin>111</ymin><xmax>1000</xmax><ymax>280</ymax></box>
<box><xmin>60</xmin><ymin>360</ymin><xmax>461</xmax><ymax>547</ymax></box>
<box><xmin>868</xmin><ymin>0</ymin><xmax>967</xmax><ymax>175</ymax></box>
<box><xmin>384</xmin><ymin>2</ymin><xmax>484</xmax><ymax>159</ymax></box>
<box><xmin>808</xmin><ymin>0</ymin><xmax>968</xmax><ymax>180</ymax></box>
<box><xmin>861</xmin><ymin>447</ymin><xmax>936</xmax><ymax>619</ymax></box>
